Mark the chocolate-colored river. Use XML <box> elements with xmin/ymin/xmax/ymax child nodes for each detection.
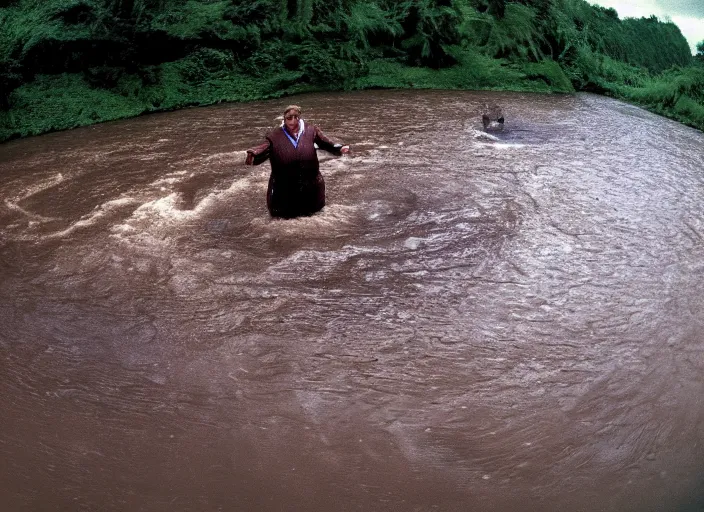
<box><xmin>1</xmin><ymin>90</ymin><xmax>703</xmax><ymax>511</ymax></box>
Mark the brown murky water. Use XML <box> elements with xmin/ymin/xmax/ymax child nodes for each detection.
<box><xmin>1</xmin><ymin>90</ymin><xmax>704</xmax><ymax>511</ymax></box>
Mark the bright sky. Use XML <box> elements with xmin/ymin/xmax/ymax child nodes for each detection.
<box><xmin>587</xmin><ymin>0</ymin><xmax>704</xmax><ymax>54</ymax></box>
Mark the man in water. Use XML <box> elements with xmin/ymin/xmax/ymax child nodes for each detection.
<box><xmin>245</xmin><ymin>105</ymin><xmax>350</xmax><ymax>218</ymax></box>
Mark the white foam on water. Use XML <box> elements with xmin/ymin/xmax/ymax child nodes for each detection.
<box><xmin>249</xmin><ymin>202</ymin><xmax>361</xmax><ymax>236</ymax></box>
<box><xmin>3</xmin><ymin>200</ymin><xmax>58</xmax><ymax>222</ymax></box>
<box><xmin>266</xmin><ymin>243</ymin><xmax>378</xmax><ymax>279</ymax></box>
<box><xmin>363</xmin><ymin>199</ymin><xmax>397</xmax><ymax>221</ymax></box>
<box><xmin>475</xmin><ymin>141</ymin><xmax>526</xmax><ymax>151</ymax></box>
<box><xmin>86</xmin><ymin>147</ymin><xmax>127</xmax><ymax>163</ymax></box>
<box><xmin>9</xmin><ymin>173</ymin><xmax>65</xmax><ymax>203</ymax></box>
<box><xmin>404</xmin><ymin>237</ymin><xmax>423</xmax><ymax>250</ymax></box>
<box><xmin>493</xmin><ymin>143</ymin><xmax>526</xmax><ymax>149</ymax></box>
<box><xmin>469</xmin><ymin>128</ymin><xmax>500</xmax><ymax>142</ymax></box>
<box><xmin>203</xmin><ymin>150</ymin><xmax>247</xmax><ymax>163</ymax></box>
<box><xmin>125</xmin><ymin>187</ymin><xmax>221</xmax><ymax>226</ymax></box>
<box><xmin>136</xmin><ymin>152</ymin><xmax>169</xmax><ymax>161</ymax></box>
<box><xmin>109</xmin><ymin>174</ymin><xmax>257</xmax><ymax>249</ymax></box>
<box><xmin>109</xmin><ymin>225</ymin><xmax>168</xmax><ymax>251</ymax></box>
<box><xmin>47</xmin><ymin>197</ymin><xmax>140</xmax><ymax>239</ymax></box>
<box><xmin>402</xmin><ymin>232</ymin><xmax>451</xmax><ymax>251</ymax></box>
<box><xmin>152</xmin><ymin>173</ymin><xmax>188</xmax><ymax>189</ymax></box>
<box><xmin>405</xmin><ymin>208</ymin><xmax>470</xmax><ymax>225</ymax></box>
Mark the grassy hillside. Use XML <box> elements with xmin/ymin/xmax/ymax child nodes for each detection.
<box><xmin>0</xmin><ymin>0</ymin><xmax>701</xmax><ymax>142</ymax></box>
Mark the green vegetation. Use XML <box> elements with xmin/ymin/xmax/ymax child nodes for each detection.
<box><xmin>0</xmin><ymin>0</ymin><xmax>702</xmax><ymax>142</ymax></box>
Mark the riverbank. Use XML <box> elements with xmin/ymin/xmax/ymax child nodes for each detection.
<box><xmin>572</xmin><ymin>54</ymin><xmax>704</xmax><ymax>132</ymax></box>
<box><xmin>611</xmin><ymin>66</ymin><xmax>704</xmax><ymax>132</ymax></box>
<box><xmin>0</xmin><ymin>56</ymin><xmax>572</xmax><ymax>143</ymax></box>
<box><xmin>2</xmin><ymin>0</ymin><xmax>701</xmax><ymax>143</ymax></box>
<box><xmin>1</xmin><ymin>56</ymin><xmax>703</xmax><ymax>145</ymax></box>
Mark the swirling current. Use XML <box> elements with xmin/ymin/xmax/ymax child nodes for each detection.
<box><xmin>1</xmin><ymin>90</ymin><xmax>703</xmax><ymax>512</ymax></box>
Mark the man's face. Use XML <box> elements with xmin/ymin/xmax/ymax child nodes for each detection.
<box><xmin>284</xmin><ymin>111</ymin><xmax>300</xmax><ymax>133</ymax></box>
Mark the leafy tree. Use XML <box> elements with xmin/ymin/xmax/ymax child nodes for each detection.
<box><xmin>397</xmin><ymin>0</ymin><xmax>465</xmax><ymax>67</ymax></box>
<box><xmin>0</xmin><ymin>59</ymin><xmax>22</xmax><ymax>110</ymax></box>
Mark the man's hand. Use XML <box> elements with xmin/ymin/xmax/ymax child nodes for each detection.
<box><xmin>340</xmin><ymin>146</ymin><xmax>350</xmax><ymax>154</ymax></box>
<box><xmin>245</xmin><ymin>152</ymin><xmax>254</xmax><ymax>165</ymax></box>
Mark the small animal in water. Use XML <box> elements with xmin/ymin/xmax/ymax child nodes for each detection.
<box><xmin>481</xmin><ymin>104</ymin><xmax>505</xmax><ymax>132</ymax></box>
